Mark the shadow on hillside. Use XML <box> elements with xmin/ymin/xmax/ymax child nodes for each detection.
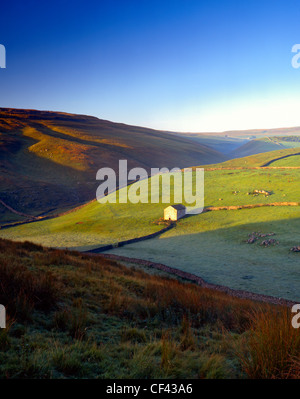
<box><xmin>104</xmin><ymin>211</ymin><xmax>300</xmax><ymax>302</ymax></box>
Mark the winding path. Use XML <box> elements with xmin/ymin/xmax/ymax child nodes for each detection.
<box><xmin>94</xmin><ymin>253</ymin><xmax>297</xmax><ymax>307</ymax></box>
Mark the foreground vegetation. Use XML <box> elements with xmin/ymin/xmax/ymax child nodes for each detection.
<box><xmin>0</xmin><ymin>238</ymin><xmax>299</xmax><ymax>379</ymax></box>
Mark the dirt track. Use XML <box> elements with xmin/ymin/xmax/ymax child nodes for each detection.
<box><xmin>98</xmin><ymin>253</ymin><xmax>297</xmax><ymax>307</ymax></box>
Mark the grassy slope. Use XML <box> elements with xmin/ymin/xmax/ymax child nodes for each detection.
<box><xmin>2</xmin><ymin>166</ymin><xmax>300</xmax><ymax>248</ymax></box>
<box><xmin>1</xmin><ymin>239</ymin><xmax>299</xmax><ymax>379</ymax></box>
<box><xmin>106</xmin><ymin>206</ymin><xmax>300</xmax><ymax>301</ymax></box>
<box><xmin>0</xmin><ymin>108</ymin><xmax>227</xmax><ymax>222</ymax></box>
<box><xmin>1</xmin><ymin>167</ymin><xmax>300</xmax><ymax>300</ymax></box>
<box><xmin>229</xmin><ymin>137</ymin><xmax>300</xmax><ymax>159</ymax></box>
<box><xmin>229</xmin><ymin>138</ymin><xmax>284</xmax><ymax>158</ymax></box>
<box><xmin>201</xmin><ymin>146</ymin><xmax>300</xmax><ymax>169</ymax></box>
<box><xmin>2</xmin><ymin>142</ymin><xmax>300</xmax><ymax>299</ymax></box>
<box><xmin>0</xmin><ymin>199</ymin><xmax>166</xmax><ymax>251</ymax></box>
<box><xmin>102</xmin><ymin>167</ymin><xmax>300</xmax><ymax>301</ymax></box>
<box><xmin>268</xmin><ymin>154</ymin><xmax>300</xmax><ymax>167</ymax></box>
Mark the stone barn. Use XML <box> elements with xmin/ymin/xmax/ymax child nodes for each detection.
<box><xmin>164</xmin><ymin>204</ymin><xmax>186</xmax><ymax>221</ymax></box>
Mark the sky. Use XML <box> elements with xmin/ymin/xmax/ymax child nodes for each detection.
<box><xmin>1</xmin><ymin>0</ymin><xmax>300</xmax><ymax>132</ymax></box>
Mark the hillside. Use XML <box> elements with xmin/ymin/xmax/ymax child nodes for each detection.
<box><xmin>199</xmin><ymin>146</ymin><xmax>300</xmax><ymax>169</ymax></box>
<box><xmin>162</xmin><ymin>128</ymin><xmax>300</xmax><ymax>159</ymax></box>
<box><xmin>0</xmin><ymin>108</ymin><xmax>227</xmax><ymax>223</ymax></box>
<box><xmin>3</xmin><ymin>109</ymin><xmax>300</xmax><ymax>303</ymax></box>
<box><xmin>229</xmin><ymin>138</ymin><xmax>284</xmax><ymax>158</ymax></box>
<box><xmin>3</xmin><ymin>108</ymin><xmax>300</xmax><ymax>225</ymax></box>
<box><xmin>228</xmin><ymin>136</ymin><xmax>300</xmax><ymax>159</ymax></box>
<box><xmin>208</xmin><ymin>126</ymin><xmax>300</xmax><ymax>139</ymax></box>
<box><xmin>175</xmin><ymin>126</ymin><xmax>300</xmax><ymax>145</ymax></box>
<box><xmin>0</xmin><ymin>238</ymin><xmax>299</xmax><ymax>379</ymax></box>
<box><xmin>270</xmin><ymin>154</ymin><xmax>300</xmax><ymax>167</ymax></box>
<box><xmin>2</xmin><ymin>159</ymin><xmax>300</xmax><ymax>301</ymax></box>
<box><xmin>168</xmin><ymin>133</ymin><xmax>247</xmax><ymax>154</ymax></box>
<box><xmin>4</xmin><ymin>156</ymin><xmax>300</xmax><ymax>252</ymax></box>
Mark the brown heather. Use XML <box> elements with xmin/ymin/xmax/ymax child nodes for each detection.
<box><xmin>0</xmin><ymin>237</ymin><xmax>299</xmax><ymax>378</ymax></box>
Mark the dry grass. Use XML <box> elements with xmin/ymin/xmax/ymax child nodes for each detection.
<box><xmin>237</xmin><ymin>307</ymin><xmax>300</xmax><ymax>379</ymax></box>
<box><xmin>0</xmin><ymin>237</ymin><xmax>299</xmax><ymax>378</ymax></box>
<box><xmin>0</xmin><ymin>239</ymin><xmax>61</xmax><ymax>320</ymax></box>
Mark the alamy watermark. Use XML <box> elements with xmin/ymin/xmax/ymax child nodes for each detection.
<box><xmin>292</xmin><ymin>304</ymin><xmax>300</xmax><ymax>328</ymax></box>
<box><xmin>0</xmin><ymin>305</ymin><xmax>6</xmax><ymax>328</ymax></box>
<box><xmin>96</xmin><ymin>160</ymin><xmax>204</xmax><ymax>215</ymax></box>
<box><xmin>0</xmin><ymin>44</ymin><xmax>6</xmax><ymax>68</ymax></box>
<box><xmin>291</xmin><ymin>44</ymin><xmax>300</xmax><ymax>69</ymax></box>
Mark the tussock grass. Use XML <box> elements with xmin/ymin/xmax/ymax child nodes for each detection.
<box><xmin>237</xmin><ymin>307</ymin><xmax>300</xmax><ymax>379</ymax></box>
<box><xmin>0</xmin><ymin>240</ymin><xmax>60</xmax><ymax>320</ymax></box>
<box><xmin>0</xmin><ymin>238</ymin><xmax>299</xmax><ymax>379</ymax></box>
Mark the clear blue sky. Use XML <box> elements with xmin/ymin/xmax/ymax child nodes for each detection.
<box><xmin>1</xmin><ymin>0</ymin><xmax>300</xmax><ymax>132</ymax></box>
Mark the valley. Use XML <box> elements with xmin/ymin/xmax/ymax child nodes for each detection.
<box><xmin>1</xmin><ymin>112</ymin><xmax>300</xmax><ymax>302</ymax></box>
<box><xmin>1</xmin><ymin>108</ymin><xmax>300</xmax><ymax>380</ymax></box>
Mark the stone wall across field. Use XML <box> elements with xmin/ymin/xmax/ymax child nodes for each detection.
<box><xmin>203</xmin><ymin>202</ymin><xmax>300</xmax><ymax>212</ymax></box>
<box><xmin>86</xmin><ymin>201</ymin><xmax>300</xmax><ymax>253</ymax></box>
<box><xmin>86</xmin><ymin>223</ymin><xmax>175</xmax><ymax>254</ymax></box>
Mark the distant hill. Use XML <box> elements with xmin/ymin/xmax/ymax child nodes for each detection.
<box><xmin>201</xmin><ymin>126</ymin><xmax>300</xmax><ymax>139</ymax></box>
<box><xmin>169</xmin><ymin>133</ymin><xmax>247</xmax><ymax>154</ymax></box>
<box><xmin>228</xmin><ymin>135</ymin><xmax>300</xmax><ymax>159</ymax></box>
<box><xmin>171</xmin><ymin>127</ymin><xmax>300</xmax><ymax>157</ymax></box>
<box><xmin>0</xmin><ymin>108</ymin><xmax>227</xmax><ymax>222</ymax></box>
<box><xmin>228</xmin><ymin>138</ymin><xmax>284</xmax><ymax>158</ymax></box>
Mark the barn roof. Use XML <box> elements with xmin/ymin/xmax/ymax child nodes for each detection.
<box><xmin>166</xmin><ymin>204</ymin><xmax>186</xmax><ymax>210</ymax></box>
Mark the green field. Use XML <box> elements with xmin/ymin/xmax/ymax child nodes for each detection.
<box><xmin>3</xmin><ymin>109</ymin><xmax>300</xmax><ymax>225</ymax></box>
<box><xmin>267</xmin><ymin>154</ymin><xmax>300</xmax><ymax>167</ymax></box>
<box><xmin>2</xmin><ymin>167</ymin><xmax>300</xmax><ymax>249</ymax></box>
<box><xmin>2</xmin><ymin>139</ymin><xmax>300</xmax><ymax>301</ymax></box>
<box><xmin>0</xmin><ymin>199</ymin><xmax>165</xmax><ymax>251</ymax></box>
<box><xmin>1</xmin><ymin>162</ymin><xmax>300</xmax><ymax>301</ymax></box>
<box><xmin>105</xmin><ymin>206</ymin><xmax>300</xmax><ymax>301</ymax></box>
<box><xmin>202</xmin><ymin>146</ymin><xmax>300</xmax><ymax>169</ymax></box>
